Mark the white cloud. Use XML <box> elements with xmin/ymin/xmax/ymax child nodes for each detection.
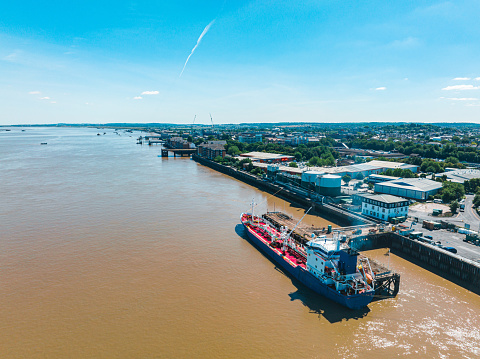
<box><xmin>141</xmin><ymin>91</ymin><xmax>159</xmax><ymax>95</ymax></box>
<box><xmin>452</xmin><ymin>77</ymin><xmax>471</xmax><ymax>81</ymax></box>
<box><xmin>375</xmin><ymin>87</ymin><xmax>387</xmax><ymax>91</ymax></box>
<box><xmin>29</xmin><ymin>91</ymin><xmax>41</xmax><ymax>95</ymax></box>
<box><xmin>3</xmin><ymin>52</ymin><xmax>19</xmax><ymax>62</ymax></box>
<box><xmin>39</xmin><ymin>96</ymin><xmax>51</xmax><ymax>100</ymax></box>
<box><xmin>133</xmin><ymin>96</ymin><xmax>143</xmax><ymax>100</ymax></box>
<box><xmin>475</xmin><ymin>77</ymin><xmax>480</xmax><ymax>81</ymax></box>
<box><xmin>446</xmin><ymin>98</ymin><xmax>478</xmax><ymax>101</ymax></box>
<box><xmin>50</xmin><ymin>101</ymin><xmax>57</xmax><ymax>104</ymax></box>
<box><xmin>442</xmin><ymin>85</ymin><xmax>480</xmax><ymax>91</ymax></box>
<box><xmin>389</xmin><ymin>37</ymin><xmax>420</xmax><ymax>49</ymax></box>
<box><xmin>180</xmin><ymin>19</ymin><xmax>215</xmax><ymax>77</ymax></box>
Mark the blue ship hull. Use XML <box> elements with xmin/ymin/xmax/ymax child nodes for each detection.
<box><xmin>242</xmin><ymin>222</ymin><xmax>373</xmax><ymax>310</ymax></box>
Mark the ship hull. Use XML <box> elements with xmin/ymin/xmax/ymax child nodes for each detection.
<box><xmin>242</xmin><ymin>221</ymin><xmax>373</xmax><ymax>310</ymax></box>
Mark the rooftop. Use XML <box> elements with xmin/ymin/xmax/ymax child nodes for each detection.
<box><xmin>367</xmin><ymin>160</ymin><xmax>418</xmax><ymax>169</ymax></box>
<box><xmin>377</xmin><ymin>178</ymin><xmax>442</xmax><ymax>192</ymax></box>
<box><xmin>358</xmin><ymin>193</ymin><xmax>407</xmax><ymax>204</ymax></box>
<box><xmin>436</xmin><ymin>169</ymin><xmax>480</xmax><ymax>184</ymax></box>
<box><xmin>240</xmin><ymin>151</ymin><xmax>295</xmax><ymax>160</ymax></box>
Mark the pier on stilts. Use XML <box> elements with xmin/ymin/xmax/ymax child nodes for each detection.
<box><xmin>161</xmin><ymin>148</ymin><xmax>197</xmax><ymax>157</ymax></box>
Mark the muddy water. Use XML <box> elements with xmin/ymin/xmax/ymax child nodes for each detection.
<box><xmin>1</xmin><ymin>127</ymin><xmax>479</xmax><ymax>358</ymax></box>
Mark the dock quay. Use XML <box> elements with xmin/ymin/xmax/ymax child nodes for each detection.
<box><xmin>262</xmin><ymin>211</ymin><xmax>400</xmax><ymax>299</ymax></box>
<box><xmin>192</xmin><ymin>154</ymin><xmax>374</xmax><ymax>226</ymax></box>
<box><xmin>349</xmin><ymin>232</ymin><xmax>480</xmax><ymax>295</ymax></box>
<box><xmin>192</xmin><ymin>155</ymin><xmax>480</xmax><ymax>296</ymax></box>
<box><xmin>161</xmin><ymin>148</ymin><xmax>197</xmax><ymax>157</ymax></box>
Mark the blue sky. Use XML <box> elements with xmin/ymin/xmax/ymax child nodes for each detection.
<box><xmin>1</xmin><ymin>1</ymin><xmax>480</xmax><ymax>125</ymax></box>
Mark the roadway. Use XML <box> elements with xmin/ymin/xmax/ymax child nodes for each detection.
<box><xmin>409</xmin><ymin>194</ymin><xmax>480</xmax><ymax>231</ymax></box>
<box><xmin>406</xmin><ymin>194</ymin><xmax>480</xmax><ymax>263</ymax></box>
<box><xmin>408</xmin><ymin>220</ymin><xmax>480</xmax><ymax>263</ymax></box>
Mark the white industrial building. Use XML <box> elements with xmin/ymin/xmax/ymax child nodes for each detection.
<box><xmin>359</xmin><ymin>194</ymin><xmax>409</xmax><ymax>221</ymax></box>
<box><xmin>374</xmin><ymin>178</ymin><xmax>442</xmax><ymax>201</ymax></box>
<box><xmin>435</xmin><ymin>169</ymin><xmax>480</xmax><ymax>184</ymax></box>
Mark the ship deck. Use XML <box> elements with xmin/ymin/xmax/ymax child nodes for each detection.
<box><xmin>261</xmin><ymin>211</ymin><xmax>400</xmax><ymax>298</ymax></box>
<box><xmin>243</xmin><ymin>215</ymin><xmax>307</xmax><ymax>270</ymax></box>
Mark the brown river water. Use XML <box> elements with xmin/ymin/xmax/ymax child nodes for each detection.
<box><xmin>1</xmin><ymin>127</ymin><xmax>479</xmax><ymax>358</ymax></box>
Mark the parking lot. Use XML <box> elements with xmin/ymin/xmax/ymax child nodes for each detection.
<box><xmin>407</xmin><ymin>219</ymin><xmax>480</xmax><ymax>263</ymax></box>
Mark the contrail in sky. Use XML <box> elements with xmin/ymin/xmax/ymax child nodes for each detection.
<box><xmin>179</xmin><ymin>19</ymin><xmax>215</xmax><ymax>77</ymax></box>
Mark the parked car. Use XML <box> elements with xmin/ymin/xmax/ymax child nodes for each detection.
<box><xmin>425</xmin><ymin>235</ymin><xmax>433</xmax><ymax>240</ymax></box>
<box><xmin>443</xmin><ymin>247</ymin><xmax>457</xmax><ymax>254</ymax></box>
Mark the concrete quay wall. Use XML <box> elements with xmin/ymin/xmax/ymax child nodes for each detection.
<box><xmin>350</xmin><ymin>232</ymin><xmax>480</xmax><ymax>295</ymax></box>
<box><xmin>192</xmin><ymin>155</ymin><xmax>364</xmax><ymax>226</ymax></box>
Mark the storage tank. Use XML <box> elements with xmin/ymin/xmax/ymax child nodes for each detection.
<box><xmin>301</xmin><ymin>171</ymin><xmax>324</xmax><ymax>184</ymax></box>
<box><xmin>315</xmin><ymin>174</ymin><xmax>341</xmax><ymax>196</ymax></box>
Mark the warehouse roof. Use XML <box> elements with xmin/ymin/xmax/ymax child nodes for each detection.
<box><xmin>367</xmin><ymin>160</ymin><xmax>418</xmax><ymax>170</ymax></box>
<box><xmin>358</xmin><ymin>193</ymin><xmax>407</xmax><ymax>204</ymax></box>
<box><xmin>239</xmin><ymin>152</ymin><xmax>294</xmax><ymax>161</ymax></box>
<box><xmin>436</xmin><ymin>169</ymin><xmax>480</xmax><ymax>184</ymax></box>
<box><xmin>376</xmin><ymin>178</ymin><xmax>442</xmax><ymax>192</ymax></box>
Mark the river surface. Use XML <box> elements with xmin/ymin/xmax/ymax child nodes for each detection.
<box><xmin>1</xmin><ymin>127</ymin><xmax>479</xmax><ymax>358</ymax></box>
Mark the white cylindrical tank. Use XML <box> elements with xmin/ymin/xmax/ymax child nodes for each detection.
<box><xmin>317</xmin><ymin>174</ymin><xmax>341</xmax><ymax>187</ymax></box>
<box><xmin>301</xmin><ymin>171</ymin><xmax>324</xmax><ymax>183</ymax></box>
<box><xmin>316</xmin><ymin>174</ymin><xmax>341</xmax><ymax>196</ymax></box>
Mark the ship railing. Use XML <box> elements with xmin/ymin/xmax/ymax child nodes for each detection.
<box><xmin>358</xmin><ymin>257</ymin><xmax>375</xmax><ymax>291</ymax></box>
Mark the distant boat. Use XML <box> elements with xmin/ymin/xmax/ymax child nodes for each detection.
<box><xmin>41</xmin><ymin>143</ymin><xmax>47</xmax><ymax>145</ymax></box>
<box><xmin>97</xmin><ymin>133</ymin><xmax>101</xmax><ymax>136</ymax></box>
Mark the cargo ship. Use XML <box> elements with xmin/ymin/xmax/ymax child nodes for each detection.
<box><xmin>241</xmin><ymin>212</ymin><xmax>375</xmax><ymax>310</ymax></box>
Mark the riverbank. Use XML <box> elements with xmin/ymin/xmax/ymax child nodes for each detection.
<box><xmin>192</xmin><ymin>154</ymin><xmax>376</xmax><ymax>227</ymax></box>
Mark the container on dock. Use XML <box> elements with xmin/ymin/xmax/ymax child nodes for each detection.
<box><xmin>423</xmin><ymin>220</ymin><xmax>441</xmax><ymax>230</ymax></box>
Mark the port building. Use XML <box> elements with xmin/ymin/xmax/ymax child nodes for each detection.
<box><xmin>435</xmin><ymin>169</ymin><xmax>480</xmax><ymax>184</ymax></box>
<box><xmin>197</xmin><ymin>141</ymin><xmax>227</xmax><ymax>160</ymax></box>
<box><xmin>374</xmin><ymin>178</ymin><xmax>442</xmax><ymax>201</ymax></box>
<box><xmin>367</xmin><ymin>174</ymin><xmax>400</xmax><ymax>184</ymax></box>
<box><xmin>260</xmin><ymin>159</ymin><xmax>418</xmax><ymax>180</ymax></box>
<box><xmin>239</xmin><ymin>152</ymin><xmax>295</xmax><ymax>163</ymax></box>
<box><xmin>358</xmin><ymin>194</ymin><xmax>409</xmax><ymax>221</ymax></box>
<box><xmin>238</xmin><ymin>134</ymin><xmax>263</xmax><ymax>144</ymax></box>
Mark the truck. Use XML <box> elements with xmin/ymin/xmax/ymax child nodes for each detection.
<box><xmin>460</xmin><ymin>203</ymin><xmax>465</xmax><ymax>212</ymax></box>
<box><xmin>423</xmin><ymin>220</ymin><xmax>441</xmax><ymax>230</ymax></box>
<box><xmin>410</xmin><ymin>231</ymin><xmax>423</xmax><ymax>239</ymax></box>
<box><xmin>399</xmin><ymin>228</ymin><xmax>414</xmax><ymax>236</ymax></box>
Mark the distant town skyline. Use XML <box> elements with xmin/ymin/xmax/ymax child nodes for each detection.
<box><xmin>1</xmin><ymin>1</ymin><xmax>480</xmax><ymax>125</ymax></box>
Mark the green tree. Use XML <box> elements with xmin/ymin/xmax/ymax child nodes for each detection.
<box><xmin>342</xmin><ymin>174</ymin><xmax>352</xmax><ymax>185</ymax></box>
<box><xmin>308</xmin><ymin>156</ymin><xmax>320</xmax><ymax>166</ymax></box>
<box><xmin>449</xmin><ymin>200</ymin><xmax>459</xmax><ymax>214</ymax></box>
<box><xmin>356</xmin><ymin>172</ymin><xmax>364</xmax><ymax>180</ymax></box>
<box><xmin>228</xmin><ymin>146</ymin><xmax>241</xmax><ymax>156</ymax></box>
<box><xmin>288</xmin><ymin>162</ymin><xmax>298</xmax><ymax>168</ymax></box>
<box><xmin>473</xmin><ymin>193</ymin><xmax>480</xmax><ymax>207</ymax></box>
<box><xmin>441</xmin><ymin>181</ymin><xmax>465</xmax><ymax>203</ymax></box>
